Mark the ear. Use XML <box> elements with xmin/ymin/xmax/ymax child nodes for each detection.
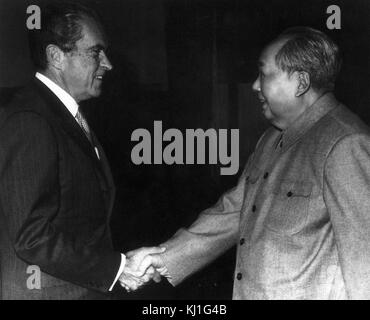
<box><xmin>45</xmin><ymin>44</ymin><xmax>65</xmax><ymax>70</ymax></box>
<box><xmin>295</xmin><ymin>71</ymin><xmax>310</xmax><ymax>97</ymax></box>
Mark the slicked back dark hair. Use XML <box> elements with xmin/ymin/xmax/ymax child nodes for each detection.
<box><xmin>275</xmin><ymin>27</ymin><xmax>342</xmax><ymax>91</ymax></box>
<box><xmin>28</xmin><ymin>2</ymin><xmax>101</xmax><ymax>70</ymax></box>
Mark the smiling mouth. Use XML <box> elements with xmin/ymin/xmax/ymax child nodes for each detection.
<box><xmin>257</xmin><ymin>93</ymin><xmax>265</xmax><ymax>102</ymax></box>
<box><xmin>95</xmin><ymin>75</ymin><xmax>104</xmax><ymax>80</ymax></box>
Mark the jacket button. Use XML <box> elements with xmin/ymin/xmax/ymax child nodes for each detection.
<box><xmin>252</xmin><ymin>205</ymin><xmax>257</xmax><ymax>212</ymax></box>
<box><xmin>240</xmin><ymin>238</ymin><xmax>245</xmax><ymax>245</ymax></box>
<box><xmin>263</xmin><ymin>172</ymin><xmax>269</xmax><ymax>179</ymax></box>
<box><xmin>287</xmin><ymin>191</ymin><xmax>293</xmax><ymax>197</ymax></box>
<box><xmin>236</xmin><ymin>273</ymin><xmax>242</xmax><ymax>280</ymax></box>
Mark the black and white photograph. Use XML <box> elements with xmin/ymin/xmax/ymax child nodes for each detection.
<box><xmin>0</xmin><ymin>0</ymin><xmax>370</xmax><ymax>305</ymax></box>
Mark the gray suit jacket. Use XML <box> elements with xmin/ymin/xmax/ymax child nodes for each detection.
<box><xmin>161</xmin><ymin>93</ymin><xmax>370</xmax><ymax>299</ymax></box>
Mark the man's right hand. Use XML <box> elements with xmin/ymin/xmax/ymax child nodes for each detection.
<box><xmin>119</xmin><ymin>246</ymin><xmax>168</xmax><ymax>292</ymax></box>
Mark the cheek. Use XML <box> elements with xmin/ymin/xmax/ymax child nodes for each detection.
<box><xmin>262</xmin><ymin>80</ymin><xmax>280</xmax><ymax>100</ymax></box>
<box><xmin>267</xmin><ymin>80</ymin><xmax>295</xmax><ymax>102</ymax></box>
<box><xmin>69</xmin><ymin>62</ymin><xmax>88</xmax><ymax>80</ymax></box>
<box><xmin>76</xmin><ymin>59</ymin><xmax>97</xmax><ymax>79</ymax></box>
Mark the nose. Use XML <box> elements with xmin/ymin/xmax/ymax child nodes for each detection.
<box><xmin>252</xmin><ymin>76</ymin><xmax>260</xmax><ymax>92</ymax></box>
<box><xmin>100</xmin><ymin>51</ymin><xmax>113</xmax><ymax>71</ymax></box>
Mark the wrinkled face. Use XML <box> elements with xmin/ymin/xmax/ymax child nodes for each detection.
<box><xmin>61</xmin><ymin>17</ymin><xmax>113</xmax><ymax>102</ymax></box>
<box><xmin>252</xmin><ymin>39</ymin><xmax>302</xmax><ymax>130</ymax></box>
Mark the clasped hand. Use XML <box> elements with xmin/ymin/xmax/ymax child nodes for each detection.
<box><xmin>118</xmin><ymin>246</ymin><xmax>168</xmax><ymax>292</ymax></box>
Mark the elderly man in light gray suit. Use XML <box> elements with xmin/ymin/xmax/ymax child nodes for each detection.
<box><xmin>124</xmin><ymin>27</ymin><xmax>370</xmax><ymax>299</ymax></box>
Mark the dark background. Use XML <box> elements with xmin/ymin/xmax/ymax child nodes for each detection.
<box><xmin>0</xmin><ymin>0</ymin><xmax>369</xmax><ymax>299</ymax></box>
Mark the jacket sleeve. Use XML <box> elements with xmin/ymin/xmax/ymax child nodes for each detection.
<box><xmin>160</xmin><ymin>156</ymin><xmax>252</xmax><ymax>286</ymax></box>
<box><xmin>0</xmin><ymin>111</ymin><xmax>121</xmax><ymax>293</ymax></box>
<box><xmin>324</xmin><ymin>133</ymin><xmax>370</xmax><ymax>299</ymax></box>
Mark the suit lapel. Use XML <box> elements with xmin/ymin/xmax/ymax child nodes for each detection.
<box><xmin>32</xmin><ymin>79</ymin><xmax>115</xmax><ymax>211</ymax></box>
<box><xmin>33</xmin><ymin>79</ymin><xmax>99</xmax><ymax>162</ymax></box>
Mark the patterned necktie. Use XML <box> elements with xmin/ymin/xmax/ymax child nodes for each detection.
<box><xmin>75</xmin><ymin>109</ymin><xmax>100</xmax><ymax>160</ymax></box>
<box><xmin>75</xmin><ymin>109</ymin><xmax>93</xmax><ymax>145</ymax></box>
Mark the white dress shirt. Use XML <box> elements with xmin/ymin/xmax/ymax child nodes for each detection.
<box><xmin>35</xmin><ymin>72</ymin><xmax>126</xmax><ymax>291</ymax></box>
<box><xmin>35</xmin><ymin>73</ymin><xmax>102</xmax><ymax>159</ymax></box>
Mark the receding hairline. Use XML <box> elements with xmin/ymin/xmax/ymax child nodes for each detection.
<box><xmin>258</xmin><ymin>37</ymin><xmax>290</xmax><ymax>67</ymax></box>
<box><xmin>71</xmin><ymin>14</ymin><xmax>108</xmax><ymax>49</ymax></box>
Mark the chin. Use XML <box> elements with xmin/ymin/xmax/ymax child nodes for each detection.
<box><xmin>262</xmin><ymin>109</ymin><xmax>273</xmax><ymax>121</ymax></box>
<box><xmin>270</xmin><ymin>119</ymin><xmax>286</xmax><ymax>130</ymax></box>
<box><xmin>90</xmin><ymin>89</ymin><xmax>102</xmax><ymax>98</ymax></box>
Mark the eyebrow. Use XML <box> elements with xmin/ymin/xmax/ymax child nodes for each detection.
<box><xmin>87</xmin><ymin>44</ymin><xmax>106</xmax><ymax>51</ymax></box>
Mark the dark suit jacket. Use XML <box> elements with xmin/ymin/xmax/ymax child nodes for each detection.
<box><xmin>0</xmin><ymin>79</ymin><xmax>121</xmax><ymax>299</ymax></box>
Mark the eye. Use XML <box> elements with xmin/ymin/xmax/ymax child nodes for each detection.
<box><xmin>89</xmin><ymin>48</ymin><xmax>102</xmax><ymax>60</ymax></box>
<box><xmin>92</xmin><ymin>49</ymin><xmax>101</xmax><ymax>57</ymax></box>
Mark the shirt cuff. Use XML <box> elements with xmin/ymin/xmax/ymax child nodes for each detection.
<box><xmin>109</xmin><ymin>253</ymin><xmax>126</xmax><ymax>291</ymax></box>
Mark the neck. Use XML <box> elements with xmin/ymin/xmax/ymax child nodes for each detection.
<box><xmin>303</xmin><ymin>89</ymin><xmax>329</xmax><ymax>111</ymax></box>
<box><xmin>40</xmin><ymin>69</ymin><xmax>79</xmax><ymax>102</ymax></box>
<box><xmin>278</xmin><ymin>90</ymin><xmax>326</xmax><ymax>131</ymax></box>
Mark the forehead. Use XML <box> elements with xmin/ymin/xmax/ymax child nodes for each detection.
<box><xmin>258</xmin><ymin>38</ymin><xmax>288</xmax><ymax>69</ymax></box>
<box><xmin>76</xmin><ymin>16</ymin><xmax>107</xmax><ymax>48</ymax></box>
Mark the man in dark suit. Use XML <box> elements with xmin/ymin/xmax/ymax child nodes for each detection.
<box><xmin>0</xmin><ymin>3</ymin><xmax>162</xmax><ymax>300</ymax></box>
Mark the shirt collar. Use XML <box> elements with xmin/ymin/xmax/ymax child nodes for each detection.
<box><xmin>279</xmin><ymin>92</ymin><xmax>340</xmax><ymax>151</ymax></box>
<box><xmin>35</xmin><ymin>72</ymin><xmax>79</xmax><ymax>118</ymax></box>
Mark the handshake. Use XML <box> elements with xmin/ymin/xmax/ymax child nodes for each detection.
<box><xmin>118</xmin><ymin>246</ymin><xmax>169</xmax><ymax>292</ymax></box>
